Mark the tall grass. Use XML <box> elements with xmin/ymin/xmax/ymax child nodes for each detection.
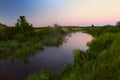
<box><xmin>26</xmin><ymin>27</ymin><xmax>120</xmax><ymax>80</ymax></box>
<box><xmin>0</xmin><ymin>26</ymin><xmax>67</xmax><ymax>62</ymax></box>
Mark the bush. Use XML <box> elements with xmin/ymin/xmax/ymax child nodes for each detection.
<box><xmin>13</xmin><ymin>34</ymin><xmax>25</xmax><ymax>42</ymax></box>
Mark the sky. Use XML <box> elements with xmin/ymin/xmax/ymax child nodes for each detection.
<box><xmin>0</xmin><ymin>0</ymin><xmax>120</xmax><ymax>27</ymax></box>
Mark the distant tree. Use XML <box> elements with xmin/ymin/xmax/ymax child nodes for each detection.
<box><xmin>54</xmin><ymin>23</ymin><xmax>61</xmax><ymax>31</ymax></box>
<box><xmin>54</xmin><ymin>23</ymin><xmax>65</xmax><ymax>34</ymax></box>
<box><xmin>39</xmin><ymin>26</ymin><xmax>53</xmax><ymax>35</ymax></box>
<box><xmin>5</xmin><ymin>27</ymin><xmax>15</xmax><ymax>40</ymax></box>
<box><xmin>15</xmin><ymin>16</ymin><xmax>34</xmax><ymax>36</ymax></box>
<box><xmin>0</xmin><ymin>23</ymin><xmax>7</xmax><ymax>40</ymax></box>
<box><xmin>116</xmin><ymin>21</ymin><xmax>120</xmax><ymax>28</ymax></box>
<box><xmin>91</xmin><ymin>24</ymin><xmax>94</xmax><ymax>27</ymax></box>
<box><xmin>0</xmin><ymin>23</ymin><xmax>7</xmax><ymax>27</ymax></box>
<box><xmin>54</xmin><ymin>23</ymin><xmax>60</xmax><ymax>27</ymax></box>
<box><xmin>103</xmin><ymin>24</ymin><xmax>114</xmax><ymax>27</ymax></box>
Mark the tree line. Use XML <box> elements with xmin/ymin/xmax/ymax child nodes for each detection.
<box><xmin>0</xmin><ymin>16</ymin><xmax>65</xmax><ymax>41</ymax></box>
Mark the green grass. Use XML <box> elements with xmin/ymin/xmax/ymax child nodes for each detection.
<box><xmin>0</xmin><ymin>25</ymin><xmax>67</xmax><ymax>61</ymax></box>
<box><xmin>1</xmin><ymin>19</ymin><xmax>120</xmax><ymax>80</ymax></box>
<box><xmin>26</xmin><ymin>26</ymin><xmax>120</xmax><ymax>80</ymax></box>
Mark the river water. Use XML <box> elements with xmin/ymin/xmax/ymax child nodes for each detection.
<box><xmin>0</xmin><ymin>32</ymin><xmax>93</xmax><ymax>80</ymax></box>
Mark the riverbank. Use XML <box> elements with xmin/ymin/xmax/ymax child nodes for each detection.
<box><xmin>0</xmin><ymin>31</ymin><xmax>92</xmax><ymax>80</ymax></box>
<box><xmin>26</xmin><ymin>26</ymin><xmax>120</xmax><ymax>80</ymax></box>
<box><xmin>1</xmin><ymin>16</ymin><xmax>120</xmax><ymax>80</ymax></box>
<box><xmin>0</xmin><ymin>26</ymin><xmax>68</xmax><ymax>61</ymax></box>
<box><xmin>0</xmin><ymin>19</ymin><xmax>71</xmax><ymax>63</ymax></box>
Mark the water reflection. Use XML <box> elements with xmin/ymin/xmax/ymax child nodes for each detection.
<box><xmin>0</xmin><ymin>32</ymin><xmax>93</xmax><ymax>80</ymax></box>
<box><xmin>64</xmin><ymin>32</ymin><xmax>92</xmax><ymax>51</ymax></box>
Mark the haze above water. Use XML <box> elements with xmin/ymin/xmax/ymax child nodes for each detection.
<box><xmin>0</xmin><ymin>32</ymin><xmax>93</xmax><ymax>80</ymax></box>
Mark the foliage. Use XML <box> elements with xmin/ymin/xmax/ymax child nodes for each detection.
<box><xmin>0</xmin><ymin>23</ymin><xmax>7</xmax><ymax>40</ymax></box>
<box><xmin>14</xmin><ymin>16</ymin><xmax>34</xmax><ymax>36</ymax></box>
<box><xmin>116</xmin><ymin>21</ymin><xmax>120</xmax><ymax>28</ymax></box>
<box><xmin>82</xmin><ymin>25</ymin><xmax>120</xmax><ymax>37</ymax></box>
<box><xmin>1</xmin><ymin>16</ymin><xmax>120</xmax><ymax>80</ymax></box>
<box><xmin>26</xmin><ymin>26</ymin><xmax>120</xmax><ymax>80</ymax></box>
<box><xmin>13</xmin><ymin>34</ymin><xmax>25</xmax><ymax>42</ymax></box>
<box><xmin>0</xmin><ymin>16</ymin><xmax>67</xmax><ymax>63</ymax></box>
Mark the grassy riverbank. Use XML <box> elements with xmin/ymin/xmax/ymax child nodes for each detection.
<box><xmin>26</xmin><ymin>24</ymin><xmax>120</xmax><ymax>80</ymax></box>
<box><xmin>0</xmin><ymin>16</ymin><xmax>69</xmax><ymax>62</ymax></box>
<box><xmin>1</xmin><ymin>16</ymin><xmax>120</xmax><ymax>80</ymax></box>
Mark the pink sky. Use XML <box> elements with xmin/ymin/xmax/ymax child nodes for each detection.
<box><xmin>0</xmin><ymin>0</ymin><xmax>120</xmax><ymax>27</ymax></box>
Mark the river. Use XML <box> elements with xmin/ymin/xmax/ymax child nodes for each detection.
<box><xmin>0</xmin><ymin>32</ymin><xmax>93</xmax><ymax>80</ymax></box>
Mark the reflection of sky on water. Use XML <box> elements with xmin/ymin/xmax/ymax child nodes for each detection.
<box><xmin>62</xmin><ymin>32</ymin><xmax>93</xmax><ymax>51</ymax></box>
<box><xmin>0</xmin><ymin>32</ymin><xmax>93</xmax><ymax>80</ymax></box>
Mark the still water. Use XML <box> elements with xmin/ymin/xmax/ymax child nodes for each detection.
<box><xmin>0</xmin><ymin>32</ymin><xmax>92</xmax><ymax>80</ymax></box>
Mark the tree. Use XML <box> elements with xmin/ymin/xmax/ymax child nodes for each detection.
<box><xmin>15</xmin><ymin>16</ymin><xmax>34</xmax><ymax>36</ymax></box>
<box><xmin>91</xmin><ymin>24</ymin><xmax>94</xmax><ymax>27</ymax></box>
<box><xmin>116</xmin><ymin>21</ymin><xmax>120</xmax><ymax>28</ymax></box>
<box><xmin>53</xmin><ymin>23</ymin><xmax>65</xmax><ymax>34</ymax></box>
<box><xmin>0</xmin><ymin>23</ymin><xmax>7</xmax><ymax>40</ymax></box>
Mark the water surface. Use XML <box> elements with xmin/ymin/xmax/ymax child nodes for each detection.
<box><xmin>0</xmin><ymin>32</ymin><xmax>92</xmax><ymax>80</ymax></box>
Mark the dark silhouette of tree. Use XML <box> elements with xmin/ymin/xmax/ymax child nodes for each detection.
<box><xmin>15</xmin><ymin>16</ymin><xmax>34</xmax><ymax>36</ymax></box>
<box><xmin>53</xmin><ymin>23</ymin><xmax>65</xmax><ymax>34</ymax></box>
<box><xmin>91</xmin><ymin>24</ymin><xmax>94</xmax><ymax>27</ymax></box>
<box><xmin>0</xmin><ymin>23</ymin><xmax>8</xmax><ymax>40</ymax></box>
<box><xmin>116</xmin><ymin>21</ymin><xmax>120</xmax><ymax>28</ymax></box>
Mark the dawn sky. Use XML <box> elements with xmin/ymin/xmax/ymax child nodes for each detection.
<box><xmin>0</xmin><ymin>0</ymin><xmax>120</xmax><ymax>27</ymax></box>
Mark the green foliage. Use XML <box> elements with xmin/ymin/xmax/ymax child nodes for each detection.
<box><xmin>1</xmin><ymin>16</ymin><xmax>120</xmax><ymax>80</ymax></box>
<box><xmin>87</xmin><ymin>33</ymin><xmax>115</xmax><ymax>60</ymax></box>
<box><xmin>0</xmin><ymin>23</ymin><xmax>7</xmax><ymax>40</ymax></box>
<box><xmin>35</xmin><ymin>27</ymin><xmax>54</xmax><ymax>36</ymax></box>
<box><xmin>15</xmin><ymin>16</ymin><xmax>34</xmax><ymax>36</ymax></box>
<box><xmin>73</xmin><ymin>49</ymin><xmax>85</xmax><ymax>66</ymax></box>
<box><xmin>0</xmin><ymin>16</ymin><xmax>34</xmax><ymax>40</ymax></box>
<box><xmin>13</xmin><ymin>34</ymin><xmax>25</xmax><ymax>42</ymax></box>
<box><xmin>26</xmin><ymin>70</ymin><xmax>50</xmax><ymax>80</ymax></box>
<box><xmin>0</xmin><ymin>39</ymin><xmax>43</xmax><ymax>60</ymax></box>
<box><xmin>82</xmin><ymin>25</ymin><xmax>120</xmax><ymax>37</ymax></box>
<box><xmin>116</xmin><ymin>21</ymin><xmax>120</xmax><ymax>28</ymax></box>
<box><xmin>26</xmin><ymin>26</ymin><xmax>120</xmax><ymax>80</ymax></box>
<box><xmin>54</xmin><ymin>23</ymin><xmax>65</xmax><ymax>35</ymax></box>
<box><xmin>0</xmin><ymin>16</ymin><xmax>67</xmax><ymax>62</ymax></box>
<box><xmin>42</xmin><ymin>35</ymin><xmax>63</xmax><ymax>47</ymax></box>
